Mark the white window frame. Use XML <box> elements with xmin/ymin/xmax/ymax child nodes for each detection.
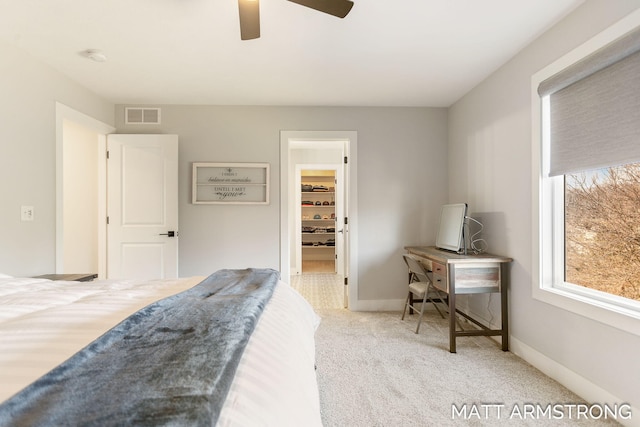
<box><xmin>531</xmin><ymin>10</ymin><xmax>640</xmax><ymax>336</ymax></box>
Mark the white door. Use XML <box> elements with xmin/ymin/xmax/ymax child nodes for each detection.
<box><xmin>107</xmin><ymin>134</ymin><xmax>179</xmax><ymax>279</ymax></box>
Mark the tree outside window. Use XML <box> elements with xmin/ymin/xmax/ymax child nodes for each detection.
<box><xmin>565</xmin><ymin>163</ymin><xmax>640</xmax><ymax>301</ymax></box>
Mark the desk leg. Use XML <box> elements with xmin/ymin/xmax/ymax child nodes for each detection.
<box><xmin>448</xmin><ymin>264</ymin><xmax>457</xmax><ymax>353</ymax></box>
<box><xmin>501</xmin><ymin>263</ymin><xmax>509</xmax><ymax>351</ymax></box>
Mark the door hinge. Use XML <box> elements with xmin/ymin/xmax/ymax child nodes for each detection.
<box><xmin>344</xmin><ymin>277</ymin><xmax>348</xmax><ymax>285</ymax></box>
<box><xmin>106</xmin><ymin>150</ymin><xmax>109</xmax><ymax>159</ymax></box>
<box><xmin>344</xmin><ymin>217</ymin><xmax>348</xmax><ymax>225</ymax></box>
<box><xmin>344</xmin><ymin>156</ymin><xmax>348</xmax><ymax>164</ymax></box>
<box><xmin>106</xmin><ymin>216</ymin><xmax>109</xmax><ymax>225</ymax></box>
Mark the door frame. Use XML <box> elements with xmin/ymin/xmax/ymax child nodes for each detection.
<box><xmin>55</xmin><ymin>103</ymin><xmax>115</xmax><ymax>277</ymax></box>
<box><xmin>280</xmin><ymin>131</ymin><xmax>358</xmax><ymax>309</ymax></box>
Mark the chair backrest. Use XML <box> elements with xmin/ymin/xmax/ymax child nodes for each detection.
<box><xmin>402</xmin><ymin>254</ymin><xmax>431</xmax><ymax>283</ymax></box>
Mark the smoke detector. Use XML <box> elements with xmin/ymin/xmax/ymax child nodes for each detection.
<box><xmin>82</xmin><ymin>49</ymin><xmax>107</xmax><ymax>62</ymax></box>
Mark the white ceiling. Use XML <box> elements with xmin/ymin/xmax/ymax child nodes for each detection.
<box><xmin>0</xmin><ymin>0</ymin><xmax>584</xmax><ymax>107</ymax></box>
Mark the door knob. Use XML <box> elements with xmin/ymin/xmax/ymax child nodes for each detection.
<box><xmin>159</xmin><ymin>231</ymin><xmax>176</xmax><ymax>237</ymax></box>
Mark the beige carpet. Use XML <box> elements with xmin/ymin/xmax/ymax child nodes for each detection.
<box><xmin>312</xmin><ymin>308</ymin><xmax>621</xmax><ymax>427</ymax></box>
<box><xmin>290</xmin><ymin>275</ymin><xmax>621</xmax><ymax>426</ymax></box>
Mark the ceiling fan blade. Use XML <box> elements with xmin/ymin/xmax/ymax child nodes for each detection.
<box><xmin>238</xmin><ymin>0</ymin><xmax>260</xmax><ymax>40</ymax></box>
<box><xmin>287</xmin><ymin>0</ymin><xmax>354</xmax><ymax>18</ymax></box>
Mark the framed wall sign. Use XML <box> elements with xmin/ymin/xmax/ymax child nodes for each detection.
<box><xmin>192</xmin><ymin>162</ymin><xmax>270</xmax><ymax>204</ymax></box>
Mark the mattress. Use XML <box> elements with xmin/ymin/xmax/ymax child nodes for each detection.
<box><xmin>0</xmin><ymin>274</ymin><xmax>322</xmax><ymax>426</ymax></box>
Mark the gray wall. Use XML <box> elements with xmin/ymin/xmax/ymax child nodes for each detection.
<box><xmin>448</xmin><ymin>0</ymin><xmax>640</xmax><ymax>416</ymax></box>
<box><xmin>0</xmin><ymin>40</ymin><xmax>113</xmax><ymax>276</ymax></box>
<box><xmin>114</xmin><ymin>105</ymin><xmax>449</xmax><ymax>301</ymax></box>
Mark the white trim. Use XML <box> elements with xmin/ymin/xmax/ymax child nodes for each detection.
<box><xmin>280</xmin><ymin>131</ymin><xmax>359</xmax><ymax>309</ymax></box>
<box><xmin>511</xmin><ymin>337</ymin><xmax>639</xmax><ymax>427</ymax></box>
<box><xmin>97</xmin><ymin>134</ymin><xmax>107</xmax><ymax>279</ymax></box>
<box><xmin>294</xmin><ymin>165</ymin><xmax>303</xmax><ymax>275</ymax></box>
<box><xmin>531</xmin><ymin>11</ymin><xmax>640</xmax><ymax>336</ymax></box>
<box><xmin>355</xmin><ymin>298</ymin><xmax>405</xmax><ymax>312</ymax></box>
<box><xmin>55</xmin><ymin>102</ymin><xmax>115</xmax><ymax>277</ymax></box>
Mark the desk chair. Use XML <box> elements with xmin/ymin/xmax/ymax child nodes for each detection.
<box><xmin>401</xmin><ymin>253</ymin><xmax>447</xmax><ymax>333</ymax></box>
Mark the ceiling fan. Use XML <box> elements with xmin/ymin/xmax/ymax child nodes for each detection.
<box><xmin>238</xmin><ymin>0</ymin><xmax>354</xmax><ymax>40</ymax></box>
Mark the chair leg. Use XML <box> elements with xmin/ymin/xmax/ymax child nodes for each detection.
<box><xmin>415</xmin><ymin>292</ymin><xmax>428</xmax><ymax>334</ymax></box>
<box><xmin>407</xmin><ymin>272</ymin><xmax>415</xmax><ymax>315</ymax></box>
<box><xmin>401</xmin><ymin>292</ymin><xmax>411</xmax><ymax>320</ymax></box>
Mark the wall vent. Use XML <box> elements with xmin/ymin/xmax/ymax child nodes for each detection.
<box><xmin>125</xmin><ymin>107</ymin><xmax>161</xmax><ymax>125</ymax></box>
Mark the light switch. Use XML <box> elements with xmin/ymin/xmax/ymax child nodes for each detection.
<box><xmin>21</xmin><ymin>206</ymin><xmax>34</xmax><ymax>221</ymax></box>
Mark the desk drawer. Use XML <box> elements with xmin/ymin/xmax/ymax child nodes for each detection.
<box><xmin>431</xmin><ymin>262</ymin><xmax>448</xmax><ymax>292</ymax></box>
<box><xmin>432</xmin><ymin>273</ymin><xmax>448</xmax><ymax>293</ymax></box>
<box><xmin>432</xmin><ymin>261</ymin><xmax>446</xmax><ymax>276</ymax></box>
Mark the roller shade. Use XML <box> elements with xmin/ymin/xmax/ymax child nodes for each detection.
<box><xmin>538</xmin><ymin>26</ymin><xmax>640</xmax><ymax>176</ymax></box>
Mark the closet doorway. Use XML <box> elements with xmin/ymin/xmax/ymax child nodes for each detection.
<box><xmin>280</xmin><ymin>131</ymin><xmax>358</xmax><ymax>309</ymax></box>
<box><xmin>297</xmin><ymin>166</ymin><xmax>343</xmax><ymax>274</ymax></box>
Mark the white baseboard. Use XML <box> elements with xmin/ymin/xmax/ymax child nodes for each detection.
<box><xmin>510</xmin><ymin>336</ymin><xmax>639</xmax><ymax>427</ymax></box>
<box><xmin>350</xmin><ymin>298</ymin><xmax>404</xmax><ymax>311</ymax></box>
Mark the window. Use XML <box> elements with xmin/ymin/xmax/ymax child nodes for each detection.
<box><xmin>532</xmin><ymin>14</ymin><xmax>640</xmax><ymax>334</ymax></box>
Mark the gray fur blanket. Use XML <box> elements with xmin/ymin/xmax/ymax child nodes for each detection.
<box><xmin>0</xmin><ymin>268</ymin><xmax>279</xmax><ymax>426</ymax></box>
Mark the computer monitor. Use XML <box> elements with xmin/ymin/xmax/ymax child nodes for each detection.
<box><xmin>435</xmin><ymin>203</ymin><xmax>467</xmax><ymax>253</ymax></box>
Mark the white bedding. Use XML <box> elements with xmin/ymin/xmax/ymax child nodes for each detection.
<box><xmin>0</xmin><ymin>275</ymin><xmax>322</xmax><ymax>426</ymax></box>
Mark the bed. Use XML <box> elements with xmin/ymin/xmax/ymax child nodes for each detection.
<box><xmin>0</xmin><ymin>269</ymin><xmax>322</xmax><ymax>426</ymax></box>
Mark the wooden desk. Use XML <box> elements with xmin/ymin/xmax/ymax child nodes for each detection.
<box><xmin>405</xmin><ymin>246</ymin><xmax>512</xmax><ymax>353</ymax></box>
